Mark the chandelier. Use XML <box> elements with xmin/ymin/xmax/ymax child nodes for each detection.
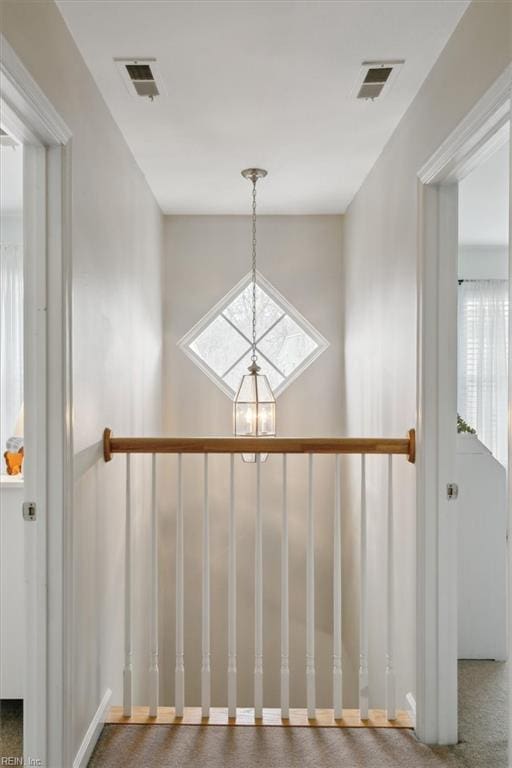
<box><xmin>233</xmin><ymin>168</ymin><xmax>276</xmax><ymax>462</ymax></box>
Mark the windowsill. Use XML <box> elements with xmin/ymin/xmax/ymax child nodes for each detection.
<box><xmin>0</xmin><ymin>475</ymin><xmax>24</xmax><ymax>488</ymax></box>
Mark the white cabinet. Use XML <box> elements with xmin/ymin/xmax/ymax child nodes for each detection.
<box><xmin>0</xmin><ymin>479</ymin><xmax>25</xmax><ymax>698</ymax></box>
<box><xmin>457</xmin><ymin>435</ymin><xmax>507</xmax><ymax>660</ymax></box>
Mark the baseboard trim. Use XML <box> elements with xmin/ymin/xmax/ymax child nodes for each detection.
<box><xmin>73</xmin><ymin>688</ymin><xmax>112</xmax><ymax>768</ymax></box>
<box><xmin>406</xmin><ymin>692</ymin><xmax>416</xmax><ymax>729</ymax></box>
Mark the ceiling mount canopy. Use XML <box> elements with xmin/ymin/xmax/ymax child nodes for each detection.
<box><xmin>241</xmin><ymin>168</ymin><xmax>268</xmax><ymax>183</ymax></box>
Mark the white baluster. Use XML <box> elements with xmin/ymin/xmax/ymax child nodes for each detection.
<box><xmin>333</xmin><ymin>454</ymin><xmax>343</xmax><ymax>719</ymax></box>
<box><xmin>175</xmin><ymin>453</ymin><xmax>185</xmax><ymax>717</ymax></box>
<box><xmin>359</xmin><ymin>454</ymin><xmax>369</xmax><ymax>720</ymax></box>
<box><xmin>123</xmin><ymin>454</ymin><xmax>132</xmax><ymax>717</ymax></box>
<box><xmin>281</xmin><ymin>454</ymin><xmax>290</xmax><ymax>719</ymax></box>
<box><xmin>228</xmin><ymin>455</ymin><xmax>237</xmax><ymax>718</ymax></box>
<box><xmin>306</xmin><ymin>454</ymin><xmax>316</xmax><ymax>719</ymax></box>
<box><xmin>386</xmin><ymin>455</ymin><xmax>396</xmax><ymax>720</ymax></box>
<box><xmin>202</xmin><ymin>454</ymin><xmax>211</xmax><ymax>717</ymax></box>
<box><xmin>149</xmin><ymin>454</ymin><xmax>159</xmax><ymax>717</ymax></box>
<box><xmin>254</xmin><ymin>453</ymin><xmax>263</xmax><ymax>718</ymax></box>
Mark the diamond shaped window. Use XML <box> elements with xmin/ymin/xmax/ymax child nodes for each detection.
<box><xmin>178</xmin><ymin>272</ymin><xmax>329</xmax><ymax>399</ymax></box>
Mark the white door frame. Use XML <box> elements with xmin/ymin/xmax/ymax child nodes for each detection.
<box><xmin>416</xmin><ymin>64</ymin><xmax>512</xmax><ymax>745</ymax></box>
<box><xmin>0</xmin><ymin>34</ymin><xmax>73</xmax><ymax>767</ymax></box>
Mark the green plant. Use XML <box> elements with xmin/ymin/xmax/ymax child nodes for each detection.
<box><xmin>457</xmin><ymin>414</ymin><xmax>476</xmax><ymax>435</ymax></box>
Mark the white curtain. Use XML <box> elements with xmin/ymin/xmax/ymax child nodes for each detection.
<box><xmin>458</xmin><ymin>279</ymin><xmax>509</xmax><ymax>467</ymax></box>
<box><xmin>0</xmin><ymin>243</ymin><xmax>23</xmax><ymax>466</ymax></box>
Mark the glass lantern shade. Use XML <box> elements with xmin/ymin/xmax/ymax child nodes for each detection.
<box><xmin>234</xmin><ymin>367</ymin><xmax>276</xmax><ymax>463</ymax></box>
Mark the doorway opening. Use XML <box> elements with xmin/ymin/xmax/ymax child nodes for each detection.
<box><xmin>0</xmin><ymin>125</ymin><xmax>25</xmax><ymax>762</ymax></box>
<box><xmin>456</xmin><ymin>139</ymin><xmax>509</xmax><ymax>764</ymax></box>
<box><xmin>416</xmin><ymin>63</ymin><xmax>511</xmax><ymax>747</ymax></box>
<box><xmin>0</xmin><ymin>33</ymin><xmax>73</xmax><ymax>767</ymax></box>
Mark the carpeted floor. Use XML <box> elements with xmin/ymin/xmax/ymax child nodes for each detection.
<box><xmin>448</xmin><ymin>660</ymin><xmax>507</xmax><ymax>768</ymax></box>
<box><xmin>88</xmin><ymin>660</ymin><xmax>508</xmax><ymax>767</ymax></box>
<box><xmin>0</xmin><ymin>700</ymin><xmax>23</xmax><ymax>760</ymax></box>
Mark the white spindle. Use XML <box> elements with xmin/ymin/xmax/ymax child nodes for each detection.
<box><xmin>254</xmin><ymin>453</ymin><xmax>263</xmax><ymax>718</ymax></box>
<box><xmin>201</xmin><ymin>454</ymin><xmax>211</xmax><ymax>717</ymax></box>
<box><xmin>123</xmin><ymin>454</ymin><xmax>132</xmax><ymax>716</ymax></box>
<box><xmin>175</xmin><ymin>453</ymin><xmax>185</xmax><ymax>716</ymax></box>
<box><xmin>386</xmin><ymin>455</ymin><xmax>396</xmax><ymax>720</ymax></box>
<box><xmin>149</xmin><ymin>454</ymin><xmax>159</xmax><ymax>717</ymax></box>
<box><xmin>333</xmin><ymin>454</ymin><xmax>343</xmax><ymax>719</ymax></box>
<box><xmin>306</xmin><ymin>454</ymin><xmax>316</xmax><ymax>719</ymax></box>
<box><xmin>280</xmin><ymin>454</ymin><xmax>290</xmax><ymax>719</ymax></box>
<box><xmin>228</xmin><ymin>455</ymin><xmax>237</xmax><ymax>718</ymax></box>
<box><xmin>359</xmin><ymin>454</ymin><xmax>369</xmax><ymax>720</ymax></box>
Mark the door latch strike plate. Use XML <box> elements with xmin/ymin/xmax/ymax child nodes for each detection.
<box><xmin>446</xmin><ymin>483</ymin><xmax>458</xmax><ymax>501</ymax></box>
<box><xmin>23</xmin><ymin>502</ymin><xmax>37</xmax><ymax>521</ymax></box>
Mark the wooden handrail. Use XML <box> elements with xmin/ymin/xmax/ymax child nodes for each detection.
<box><xmin>103</xmin><ymin>428</ymin><xmax>416</xmax><ymax>464</ymax></box>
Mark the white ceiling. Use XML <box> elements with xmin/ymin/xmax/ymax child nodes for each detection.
<box><xmin>459</xmin><ymin>142</ymin><xmax>509</xmax><ymax>246</ymax></box>
<box><xmin>0</xmin><ymin>143</ymin><xmax>23</xmax><ymax>215</ymax></box>
<box><xmin>57</xmin><ymin>0</ymin><xmax>468</xmax><ymax>214</ymax></box>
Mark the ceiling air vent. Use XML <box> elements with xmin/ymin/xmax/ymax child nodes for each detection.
<box><xmin>115</xmin><ymin>58</ymin><xmax>166</xmax><ymax>101</ymax></box>
<box><xmin>356</xmin><ymin>60</ymin><xmax>404</xmax><ymax>101</ymax></box>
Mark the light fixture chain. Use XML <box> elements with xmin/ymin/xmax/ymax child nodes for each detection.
<box><xmin>251</xmin><ymin>178</ymin><xmax>257</xmax><ymax>362</ymax></box>
<box><xmin>234</xmin><ymin>167</ymin><xmax>275</xmax><ymax>451</ymax></box>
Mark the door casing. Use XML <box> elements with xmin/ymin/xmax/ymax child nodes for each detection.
<box><xmin>0</xmin><ymin>34</ymin><xmax>73</xmax><ymax>767</ymax></box>
<box><xmin>416</xmin><ymin>64</ymin><xmax>511</xmax><ymax>745</ymax></box>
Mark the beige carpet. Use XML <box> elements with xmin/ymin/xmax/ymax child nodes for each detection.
<box><xmin>0</xmin><ymin>700</ymin><xmax>23</xmax><ymax>761</ymax></box>
<box><xmin>88</xmin><ymin>660</ymin><xmax>508</xmax><ymax>767</ymax></box>
<box><xmin>450</xmin><ymin>660</ymin><xmax>507</xmax><ymax>768</ymax></box>
<box><xmin>89</xmin><ymin>723</ymin><xmax>462</xmax><ymax>767</ymax></box>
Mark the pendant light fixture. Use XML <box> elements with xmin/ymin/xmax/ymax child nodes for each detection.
<box><xmin>234</xmin><ymin>168</ymin><xmax>276</xmax><ymax>462</ymax></box>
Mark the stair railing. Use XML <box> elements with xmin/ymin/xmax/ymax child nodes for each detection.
<box><xmin>102</xmin><ymin>427</ymin><xmax>415</xmax><ymax>725</ymax></box>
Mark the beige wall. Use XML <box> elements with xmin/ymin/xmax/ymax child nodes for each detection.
<box><xmin>161</xmin><ymin>215</ymin><xmax>347</xmax><ymax>707</ymax></box>
<box><xmin>2</xmin><ymin>1</ymin><xmax>164</xmax><ymax>761</ymax></box>
<box><xmin>3</xmin><ymin>0</ymin><xmax>511</xmax><ymax>751</ymax></box>
<box><xmin>341</xmin><ymin>0</ymin><xmax>512</xmax><ymax>710</ymax></box>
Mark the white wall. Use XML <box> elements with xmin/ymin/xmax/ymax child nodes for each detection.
<box><xmin>0</xmin><ymin>214</ymin><xmax>22</xmax><ymax>243</ymax></box>
<box><xmin>0</xmin><ymin>484</ymin><xmax>25</xmax><ymax>699</ymax></box>
<box><xmin>162</xmin><ymin>215</ymin><xmax>347</xmax><ymax>707</ymax></box>
<box><xmin>458</xmin><ymin>245</ymin><xmax>508</xmax><ymax>280</ymax></box>
<box><xmin>458</xmin><ymin>140</ymin><xmax>509</xmax><ymax>279</ymax></box>
<box><xmin>459</xmin><ymin>141</ymin><xmax>509</xmax><ymax>247</ymax></box>
<box><xmin>459</xmin><ymin>140</ymin><xmax>509</xmax><ymax>278</ymax></box>
<box><xmin>3</xmin><ymin>0</ymin><xmax>510</xmax><ymax>745</ymax></box>
<box><xmin>341</xmin><ymin>0</ymin><xmax>511</xmax><ymax>711</ymax></box>
<box><xmin>2</xmin><ymin>1</ymin><xmax>164</xmax><ymax>761</ymax></box>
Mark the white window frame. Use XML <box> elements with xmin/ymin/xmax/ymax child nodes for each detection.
<box><xmin>178</xmin><ymin>271</ymin><xmax>329</xmax><ymax>399</ymax></box>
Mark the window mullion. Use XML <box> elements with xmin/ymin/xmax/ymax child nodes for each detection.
<box><xmin>255</xmin><ymin>347</ymin><xmax>286</xmax><ymax>379</ymax></box>
<box><xmin>255</xmin><ymin>312</ymin><xmax>285</xmax><ymax>344</ymax></box>
<box><xmin>222</xmin><ymin>312</ymin><xmax>253</xmax><ymax>345</ymax></box>
<box><xmin>222</xmin><ymin>348</ymin><xmax>251</xmax><ymax>378</ymax></box>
